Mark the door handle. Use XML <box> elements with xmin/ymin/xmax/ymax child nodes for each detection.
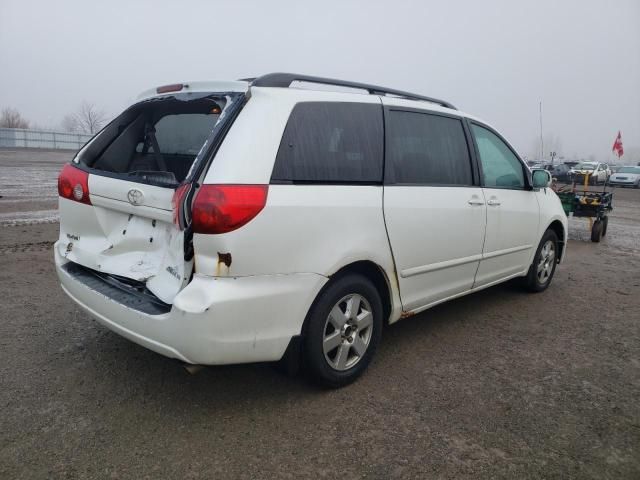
<box><xmin>487</xmin><ymin>199</ymin><xmax>501</xmax><ymax>206</ymax></box>
<box><xmin>468</xmin><ymin>198</ymin><xmax>485</xmax><ymax>206</ymax></box>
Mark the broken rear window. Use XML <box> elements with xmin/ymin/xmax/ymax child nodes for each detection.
<box><xmin>75</xmin><ymin>95</ymin><xmax>226</xmax><ymax>185</ymax></box>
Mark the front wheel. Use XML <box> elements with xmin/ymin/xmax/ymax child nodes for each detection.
<box><xmin>524</xmin><ymin>230</ymin><xmax>559</xmax><ymax>292</ymax></box>
<box><xmin>303</xmin><ymin>274</ymin><xmax>383</xmax><ymax>388</ymax></box>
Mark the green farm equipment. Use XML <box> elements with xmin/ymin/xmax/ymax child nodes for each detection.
<box><xmin>554</xmin><ymin>173</ymin><xmax>613</xmax><ymax>242</ymax></box>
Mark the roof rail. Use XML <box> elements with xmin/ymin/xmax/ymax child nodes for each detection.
<box><xmin>248</xmin><ymin>72</ymin><xmax>456</xmax><ymax>110</ymax></box>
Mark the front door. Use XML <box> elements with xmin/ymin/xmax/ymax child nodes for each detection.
<box><xmin>469</xmin><ymin>123</ymin><xmax>540</xmax><ymax>287</ymax></box>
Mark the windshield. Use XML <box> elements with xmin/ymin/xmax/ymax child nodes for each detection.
<box><xmin>575</xmin><ymin>162</ymin><xmax>596</xmax><ymax>170</ymax></box>
<box><xmin>618</xmin><ymin>167</ymin><xmax>640</xmax><ymax>174</ymax></box>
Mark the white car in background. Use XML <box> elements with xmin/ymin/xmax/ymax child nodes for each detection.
<box><xmin>54</xmin><ymin>73</ymin><xmax>568</xmax><ymax>387</ymax></box>
<box><xmin>609</xmin><ymin>166</ymin><xmax>640</xmax><ymax>188</ymax></box>
<box><xmin>569</xmin><ymin>162</ymin><xmax>611</xmax><ymax>185</ymax></box>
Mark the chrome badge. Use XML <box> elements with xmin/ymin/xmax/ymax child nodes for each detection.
<box><xmin>127</xmin><ymin>188</ymin><xmax>144</xmax><ymax>206</ymax></box>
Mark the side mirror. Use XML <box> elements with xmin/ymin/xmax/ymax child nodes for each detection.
<box><xmin>532</xmin><ymin>169</ymin><xmax>552</xmax><ymax>189</ymax></box>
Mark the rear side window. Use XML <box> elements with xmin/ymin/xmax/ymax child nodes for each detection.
<box><xmin>271</xmin><ymin>102</ymin><xmax>383</xmax><ymax>183</ymax></box>
<box><xmin>385</xmin><ymin>110</ymin><xmax>473</xmax><ymax>185</ymax></box>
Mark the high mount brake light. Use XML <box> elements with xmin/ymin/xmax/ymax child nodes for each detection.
<box><xmin>192</xmin><ymin>185</ymin><xmax>268</xmax><ymax>234</ymax></box>
<box><xmin>156</xmin><ymin>83</ymin><xmax>185</xmax><ymax>94</ymax></box>
<box><xmin>58</xmin><ymin>164</ymin><xmax>91</xmax><ymax>205</ymax></box>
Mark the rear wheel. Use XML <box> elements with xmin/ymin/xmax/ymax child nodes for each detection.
<box><xmin>591</xmin><ymin>220</ymin><xmax>603</xmax><ymax>242</ymax></box>
<box><xmin>303</xmin><ymin>274</ymin><xmax>382</xmax><ymax>388</ymax></box>
<box><xmin>601</xmin><ymin>216</ymin><xmax>609</xmax><ymax>237</ymax></box>
<box><xmin>524</xmin><ymin>230</ymin><xmax>558</xmax><ymax>292</ymax></box>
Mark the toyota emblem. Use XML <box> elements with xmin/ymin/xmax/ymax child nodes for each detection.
<box><xmin>127</xmin><ymin>188</ymin><xmax>144</xmax><ymax>206</ymax></box>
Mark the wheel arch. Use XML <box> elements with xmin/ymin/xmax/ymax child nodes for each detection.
<box><xmin>302</xmin><ymin>260</ymin><xmax>395</xmax><ymax>333</ymax></box>
<box><xmin>546</xmin><ymin>219</ymin><xmax>566</xmax><ymax>261</ymax></box>
<box><xmin>328</xmin><ymin>260</ymin><xmax>393</xmax><ymax>326</ymax></box>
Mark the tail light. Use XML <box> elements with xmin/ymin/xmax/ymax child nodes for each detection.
<box><xmin>58</xmin><ymin>164</ymin><xmax>91</xmax><ymax>205</ymax></box>
<box><xmin>192</xmin><ymin>185</ymin><xmax>268</xmax><ymax>234</ymax></box>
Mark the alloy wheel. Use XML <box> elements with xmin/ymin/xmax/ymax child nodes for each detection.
<box><xmin>322</xmin><ymin>294</ymin><xmax>373</xmax><ymax>371</ymax></box>
<box><xmin>536</xmin><ymin>240</ymin><xmax>556</xmax><ymax>284</ymax></box>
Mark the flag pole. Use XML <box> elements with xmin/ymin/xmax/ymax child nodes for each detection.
<box><xmin>539</xmin><ymin>101</ymin><xmax>544</xmax><ymax>161</ymax></box>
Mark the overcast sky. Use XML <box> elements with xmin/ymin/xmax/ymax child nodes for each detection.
<box><xmin>1</xmin><ymin>0</ymin><xmax>639</xmax><ymax>161</ymax></box>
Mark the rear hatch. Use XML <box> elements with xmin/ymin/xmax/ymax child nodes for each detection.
<box><xmin>56</xmin><ymin>84</ymin><xmax>247</xmax><ymax>304</ymax></box>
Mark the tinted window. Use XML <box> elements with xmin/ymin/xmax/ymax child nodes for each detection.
<box><xmin>271</xmin><ymin>102</ymin><xmax>383</xmax><ymax>183</ymax></box>
<box><xmin>471</xmin><ymin>124</ymin><xmax>525</xmax><ymax>188</ymax></box>
<box><xmin>385</xmin><ymin>111</ymin><xmax>473</xmax><ymax>185</ymax></box>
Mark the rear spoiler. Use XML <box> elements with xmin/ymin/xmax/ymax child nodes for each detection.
<box><xmin>137</xmin><ymin>80</ymin><xmax>250</xmax><ymax>101</ymax></box>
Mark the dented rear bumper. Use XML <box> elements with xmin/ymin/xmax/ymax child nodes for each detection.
<box><xmin>55</xmin><ymin>244</ymin><xmax>326</xmax><ymax>365</ymax></box>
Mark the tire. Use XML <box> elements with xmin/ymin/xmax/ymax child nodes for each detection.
<box><xmin>303</xmin><ymin>273</ymin><xmax>383</xmax><ymax>388</ymax></box>
<box><xmin>524</xmin><ymin>229</ymin><xmax>559</xmax><ymax>292</ymax></box>
<box><xmin>601</xmin><ymin>216</ymin><xmax>609</xmax><ymax>237</ymax></box>
<box><xmin>634</xmin><ymin>181</ymin><xmax>639</xmax><ymax>189</ymax></box>
<box><xmin>591</xmin><ymin>220</ymin><xmax>603</xmax><ymax>242</ymax></box>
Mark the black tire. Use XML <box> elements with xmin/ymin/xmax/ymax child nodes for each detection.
<box><xmin>524</xmin><ymin>229</ymin><xmax>559</xmax><ymax>292</ymax></box>
<box><xmin>601</xmin><ymin>216</ymin><xmax>609</xmax><ymax>237</ymax></box>
<box><xmin>591</xmin><ymin>220</ymin><xmax>603</xmax><ymax>242</ymax></box>
<box><xmin>303</xmin><ymin>273</ymin><xmax>383</xmax><ymax>388</ymax></box>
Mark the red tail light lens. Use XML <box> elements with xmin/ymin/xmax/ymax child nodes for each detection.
<box><xmin>58</xmin><ymin>164</ymin><xmax>91</xmax><ymax>205</ymax></box>
<box><xmin>192</xmin><ymin>185</ymin><xmax>268</xmax><ymax>234</ymax></box>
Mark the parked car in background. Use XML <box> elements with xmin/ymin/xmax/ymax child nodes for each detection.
<box><xmin>569</xmin><ymin>162</ymin><xmax>611</xmax><ymax>185</ymax></box>
<box><xmin>609</xmin><ymin>166</ymin><xmax>640</xmax><ymax>188</ymax></box>
<box><xmin>543</xmin><ymin>163</ymin><xmax>571</xmax><ymax>182</ymax></box>
<box><xmin>54</xmin><ymin>73</ymin><xmax>568</xmax><ymax>387</ymax></box>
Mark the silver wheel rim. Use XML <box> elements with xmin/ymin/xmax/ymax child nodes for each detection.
<box><xmin>322</xmin><ymin>294</ymin><xmax>373</xmax><ymax>371</ymax></box>
<box><xmin>536</xmin><ymin>240</ymin><xmax>556</xmax><ymax>284</ymax></box>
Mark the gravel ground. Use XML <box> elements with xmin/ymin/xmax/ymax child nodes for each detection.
<box><xmin>0</xmin><ymin>151</ymin><xmax>639</xmax><ymax>479</ymax></box>
<box><xmin>0</xmin><ymin>149</ymin><xmax>72</xmax><ymax>225</ymax></box>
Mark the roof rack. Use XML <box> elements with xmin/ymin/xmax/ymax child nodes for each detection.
<box><xmin>248</xmin><ymin>73</ymin><xmax>456</xmax><ymax>110</ymax></box>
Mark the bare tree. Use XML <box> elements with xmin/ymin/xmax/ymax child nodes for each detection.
<box><xmin>60</xmin><ymin>113</ymin><xmax>80</xmax><ymax>133</ymax></box>
<box><xmin>64</xmin><ymin>101</ymin><xmax>108</xmax><ymax>134</ymax></box>
<box><xmin>0</xmin><ymin>107</ymin><xmax>29</xmax><ymax>129</ymax></box>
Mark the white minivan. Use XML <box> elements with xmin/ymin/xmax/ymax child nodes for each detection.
<box><xmin>55</xmin><ymin>73</ymin><xmax>568</xmax><ymax>387</ymax></box>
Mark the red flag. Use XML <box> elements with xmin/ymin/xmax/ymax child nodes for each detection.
<box><xmin>612</xmin><ymin>131</ymin><xmax>624</xmax><ymax>157</ymax></box>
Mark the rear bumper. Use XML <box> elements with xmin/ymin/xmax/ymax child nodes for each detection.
<box><xmin>569</xmin><ymin>174</ymin><xmax>600</xmax><ymax>183</ymax></box>
<box><xmin>609</xmin><ymin>180</ymin><xmax>636</xmax><ymax>186</ymax></box>
<box><xmin>55</xmin><ymin>245</ymin><xmax>326</xmax><ymax>365</ymax></box>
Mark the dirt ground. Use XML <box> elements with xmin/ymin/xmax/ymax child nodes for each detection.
<box><xmin>0</xmin><ymin>151</ymin><xmax>639</xmax><ymax>479</ymax></box>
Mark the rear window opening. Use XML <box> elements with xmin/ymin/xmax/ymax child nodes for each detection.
<box><xmin>75</xmin><ymin>95</ymin><xmax>227</xmax><ymax>187</ymax></box>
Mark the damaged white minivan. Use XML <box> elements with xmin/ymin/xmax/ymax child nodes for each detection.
<box><xmin>55</xmin><ymin>73</ymin><xmax>568</xmax><ymax>387</ymax></box>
